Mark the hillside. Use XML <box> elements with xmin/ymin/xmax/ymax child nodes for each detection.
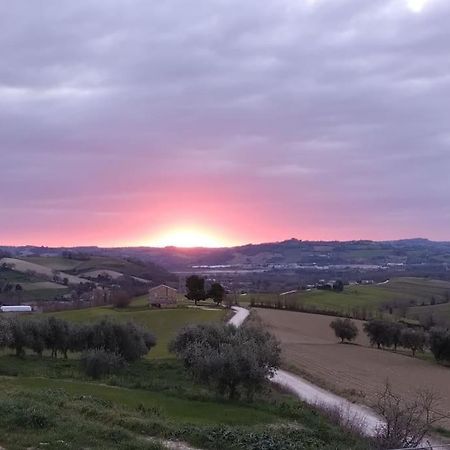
<box><xmin>0</xmin><ymin>255</ymin><xmax>177</xmax><ymax>305</ymax></box>
<box><xmin>247</xmin><ymin>277</ymin><xmax>450</xmax><ymax>325</ymax></box>
<box><xmin>0</xmin><ymin>299</ymin><xmax>369</xmax><ymax>450</ymax></box>
<box><xmin>4</xmin><ymin>238</ymin><xmax>450</xmax><ymax>271</ymax></box>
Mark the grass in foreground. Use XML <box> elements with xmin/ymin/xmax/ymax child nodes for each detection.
<box><xmin>0</xmin><ymin>356</ymin><xmax>369</xmax><ymax>450</ymax></box>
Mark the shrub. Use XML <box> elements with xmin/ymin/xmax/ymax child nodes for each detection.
<box><xmin>170</xmin><ymin>323</ymin><xmax>281</xmax><ymax>400</ymax></box>
<box><xmin>0</xmin><ymin>398</ymin><xmax>54</xmax><ymax>429</ymax></box>
<box><xmin>329</xmin><ymin>318</ymin><xmax>358</xmax><ymax>343</ymax></box>
<box><xmin>80</xmin><ymin>350</ymin><xmax>126</xmax><ymax>379</ymax></box>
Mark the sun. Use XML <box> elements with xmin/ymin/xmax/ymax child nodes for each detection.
<box><xmin>406</xmin><ymin>0</ymin><xmax>429</xmax><ymax>13</ymax></box>
<box><xmin>149</xmin><ymin>228</ymin><xmax>225</xmax><ymax>248</ymax></box>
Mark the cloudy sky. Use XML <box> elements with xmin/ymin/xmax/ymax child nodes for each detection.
<box><xmin>1</xmin><ymin>0</ymin><xmax>449</xmax><ymax>246</ymax></box>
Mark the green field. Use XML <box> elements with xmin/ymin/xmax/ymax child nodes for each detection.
<box><xmin>0</xmin><ymin>356</ymin><xmax>369</xmax><ymax>450</ymax></box>
<box><xmin>50</xmin><ymin>297</ymin><xmax>227</xmax><ymax>358</ymax></box>
<box><xmin>246</xmin><ymin>277</ymin><xmax>450</xmax><ymax>321</ymax></box>
<box><xmin>407</xmin><ymin>301</ymin><xmax>450</xmax><ymax>324</ymax></box>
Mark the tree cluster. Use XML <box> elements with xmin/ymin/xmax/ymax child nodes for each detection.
<box><xmin>185</xmin><ymin>275</ymin><xmax>226</xmax><ymax>305</ymax></box>
<box><xmin>0</xmin><ymin>316</ymin><xmax>156</xmax><ymax>362</ymax></box>
<box><xmin>362</xmin><ymin>319</ymin><xmax>450</xmax><ymax>360</ymax></box>
<box><xmin>170</xmin><ymin>322</ymin><xmax>281</xmax><ymax>400</ymax></box>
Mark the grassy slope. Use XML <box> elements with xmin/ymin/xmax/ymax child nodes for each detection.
<box><xmin>0</xmin><ymin>257</ymin><xmax>85</xmax><ymax>284</ymax></box>
<box><xmin>0</xmin><ymin>356</ymin><xmax>368</xmax><ymax>450</ymax></box>
<box><xmin>0</xmin><ymin>298</ymin><xmax>368</xmax><ymax>450</ymax></box>
<box><xmin>25</xmin><ymin>256</ymin><xmax>156</xmax><ymax>277</ymax></box>
<box><xmin>247</xmin><ymin>278</ymin><xmax>450</xmax><ymax>319</ymax></box>
<box><xmin>50</xmin><ymin>297</ymin><xmax>227</xmax><ymax>358</ymax></box>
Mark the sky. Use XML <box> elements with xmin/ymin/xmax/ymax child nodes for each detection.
<box><xmin>1</xmin><ymin>0</ymin><xmax>449</xmax><ymax>247</ymax></box>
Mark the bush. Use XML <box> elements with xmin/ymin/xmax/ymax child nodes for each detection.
<box><xmin>329</xmin><ymin>318</ymin><xmax>358</xmax><ymax>343</ymax></box>
<box><xmin>80</xmin><ymin>350</ymin><xmax>126</xmax><ymax>379</ymax></box>
<box><xmin>170</xmin><ymin>323</ymin><xmax>281</xmax><ymax>400</ymax></box>
<box><xmin>0</xmin><ymin>398</ymin><xmax>54</xmax><ymax>429</ymax></box>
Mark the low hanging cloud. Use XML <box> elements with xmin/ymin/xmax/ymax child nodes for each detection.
<box><xmin>0</xmin><ymin>0</ymin><xmax>449</xmax><ymax>244</ymax></box>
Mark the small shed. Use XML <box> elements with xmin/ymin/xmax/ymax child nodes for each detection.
<box><xmin>149</xmin><ymin>285</ymin><xmax>177</xmax><ymax>308</ymax></box>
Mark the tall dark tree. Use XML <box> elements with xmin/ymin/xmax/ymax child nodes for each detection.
<box><xmin>185</xmin><ymin>275</ymin><xmax>206</xmax><ymax>305</ymax></box>
<box><xmin>207</xmin><ymin>282</ymin><xmax>226</xmax><ymax>305</ymax></box>
<box><xmin>333</xmin><ymin>280</ymin><xmax>344</xmax><ymax>292</ymax></box>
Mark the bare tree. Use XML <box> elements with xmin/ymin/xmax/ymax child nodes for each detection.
<box><xmin>372</xmin><ymin>382</ymin><xmax>448</xmax><ymax>449</ymax></box>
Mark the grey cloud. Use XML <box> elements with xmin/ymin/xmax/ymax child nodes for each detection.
<box><xmin>0</xmin><ymin>0</ymin><xmax>449</xmax><ymax>241</ymax></box>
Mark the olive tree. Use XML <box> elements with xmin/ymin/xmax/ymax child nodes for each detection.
<box><xmin>428</xmin><ymin>327</ymin><xmax>450</xmax><ymax>363</ymax></box>
<box><xmin>329</xmin><ymin>318</ymin><xmax>358</xmax><ymax>343</ymax></box>
<box><xmin>399</xmin><ymin>328</ymin><xmax>426</xmax><ymax>357</ymax></box>
<box><xmin>0</xmin><ymin>317</ymin><xmax>12</xmax><ymax>349</ymax></box>
<box><xmin>363</xmin><ymin>320</ymin><xmax>390</xmax><ymax>349</ymax></box>
<box><xmin>170</xmin><ymin>323</ymin><xmax>281</xmax><ymax>400</ymax></box>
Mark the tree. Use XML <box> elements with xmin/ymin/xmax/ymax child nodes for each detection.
<box><xmin>170</xmin><ymin>323</ymin><xmax>281</xmax><ymax>400</ymax></box>
<box><xmin>207</xmin><ymin>282</ymin><xmax>226</xmax><ymax>305</ymax></box>
<box><xmin>89</xmin><ymin>318</ymin><xmax>156</xmax><ymax>362</ymax></box>
<box><xmin>373</xmin><ymin>382</ymin><xmax>447</xmax><ymax>449</ymax></box>
<box><xmin>111</xmin><ymin>289</ymin><xmax>132</xmax><ymax>308</ymax></box>
<box><xmin>8</xmin><ymin>318</ymin><xmax>27</xmax><ymax>357</ymax></box>
<box><xmin>46</xmin><ymin>316</ymin><xmax>70</xmax><ymax>358</ymax></box>
<box><xmin>185</xmin><ymin>275</ymin><xmax>206</xmax><ymax>305</ymax></box>
<box><xmin>363</xmin><ymin>320</ymin><xmax>392</xmax><ymax>349</ymax></box>
<box><xmin>23</xmin><ymin>319</ymin><xmax>48</xmax><ymax>357</ymax></box>
<box><xmin>0</xmin><ymin>317</ymin><xmax>12</xmax><ymax>349</ymax></box>
<box><xmin>428</xmin><ymin>327</ymin><xmax>450</xmax><ymax>363</ymax></box>
<box><xmin>333</xmin><ymin>280</ymin><xmax>344</xmax><ymax>292</ymax></box>
<box><xmin>388</xmin><ymin>322</ymin><xmax>404</xmax><ymax>351</ymax></box>
<box><xmin>400</xmin><ymin>328</ymin><xmax>426</xmax><ymax>357</ymax></box>
<box><xmin>330</xmin><ymin>318</ymin><xmax>358</xmax><ymax>343</ymax></box>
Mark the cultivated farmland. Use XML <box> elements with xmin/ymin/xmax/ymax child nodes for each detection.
<box><xmin>255</xmin><ymin>308</ymin><xmax>450</xmax><ymax>429</ymax></box>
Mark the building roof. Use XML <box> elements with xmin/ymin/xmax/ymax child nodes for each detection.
<box><xmin>149</xmin><ymin>284</ymin><xmax>177</xmax><ymax>293</ymax></box>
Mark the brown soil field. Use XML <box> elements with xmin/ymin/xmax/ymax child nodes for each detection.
<box><xmin>255</xmin><ymin>308</ymin><xmax>450</xmax><ymax>427</ymax></box>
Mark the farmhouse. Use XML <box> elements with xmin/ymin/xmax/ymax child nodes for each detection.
<box><xmin>149</xmin><ymin>284</ymin><xmax>177</xmax><ymax>308</ymax></box>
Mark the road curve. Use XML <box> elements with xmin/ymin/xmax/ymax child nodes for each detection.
<box><xmin>228</xmin><ymin>306</ymin><xmax>442</xmax><ymax>447</ymax></box>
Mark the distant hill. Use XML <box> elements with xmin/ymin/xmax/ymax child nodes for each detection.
<box><xmin>110</xmin><ymin>238</ymin><xmax>450</xmax><ymax>269</ymax></box>
<box><xmin>2</xmin><ymin>238</ymin><xmax>450</xmax><ymax>271</ymax></box>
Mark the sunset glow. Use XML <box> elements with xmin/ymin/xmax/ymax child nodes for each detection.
<box><xmin>148</xmin><ymin>229</ymin><xmax>227</xmax><ymax>248</ymax></box>
<box><xmin>1</xmin><ymin>0</ymin><xmax>449</xmax><ymax>246</ymax></box>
